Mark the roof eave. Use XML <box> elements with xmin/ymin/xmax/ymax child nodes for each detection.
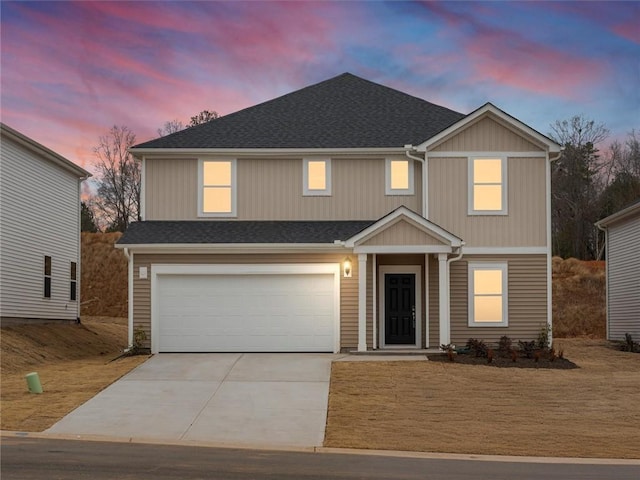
<box><xmin>115</xmin><ymin>243</ymin><xmax>351</xmax><ymax>254</ymax></box>
<box><xmin>595</xmin><ymin>201</ymin><xmax>640</xmax><ymax>227</ymax></box>
<box><xmin>128</xmin><ymin>146</ymin><xmax>408</xmax><ymax>160</ymax></box>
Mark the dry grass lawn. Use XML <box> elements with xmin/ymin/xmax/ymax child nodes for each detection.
<box><xmin>326</xmin><ymin>338</ymin><xmax>640</xmax><ymax>458</ymax></box>
<box><xmin>1</xmin><ymin>317</ymin><xmax>147</xmax><ymax>432</ymax></box>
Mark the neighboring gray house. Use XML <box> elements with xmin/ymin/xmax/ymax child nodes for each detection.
<box><xmin>596</xmin><ymin>201</ymin><xmax>640</xmax><ymax>341</ymax></box>
<box><xmin>0</xmin><ymin>123</ymin><xmax>90</xmax><ymax>324</ymax></box>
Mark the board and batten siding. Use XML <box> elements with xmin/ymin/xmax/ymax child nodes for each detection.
<box><xmin>431</xmin><ymin>116</ymin><xmax>544</xmax><ymax>152</ymax></box>
<box><xmin>428</xmin><ymin>254</ymin><xmax>547</xmax><ymax>347</ymax></box>
<box><xmin>144</xmin><ymin>158</ymin><xmax>421</xmax><ymax>221</ymax></box>
<box><xmin>606</xmin><ymin>214</ymin><xmax>640</xmax><ymax>340</ymax></box>
<box><xmin>132</xmin><ymin>253</ymin><xmax>365</xmax><ymax>351</ymax></box>
<box><xmin>0</xmin><ymin>138</ymin><xmax>81</xmax><ymax>321</ymax></box>
<box><xmin>358</xmin><ymin>219</ymin><xmax>445</xmax><ymax>246</ymax></box>
<box><xmin>428</xmin><ymin>156</ymin><xmax>546</xmax><ymax>247</ymax></box>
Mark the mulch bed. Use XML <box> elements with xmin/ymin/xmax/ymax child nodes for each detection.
<box><xmin>428</xmin><ymin>352</ymin><xmax>578</xmax><ymax>369</ymax></box>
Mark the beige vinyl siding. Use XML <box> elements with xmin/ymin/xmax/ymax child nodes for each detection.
<box><xmin>431</xmin><ymin>116</ymin><xmax>544</xmax><ymax>152</ymax></box>
<box><xmin>428</xmin><ymin>156</ymin><xmax>546</xmax><ymax>247</ymax></box>
<box><xmin>132</xmin><ymin>253</ymin><xmax>359</xmax><ymax>351</ymax></box>
<box><xmin>0</xmin><ymin>137</ymin><xmax>81</xmax><ymax>322</ymax></box>
<box><xmin>145</xmin><ymin>158</ymin><xmax>421</xmax><ymax>221</ymax></box>
<box><xmin>606</xmin><ymin>215</ymin><xmax>640</xmax><ymax>340</ymax></box>
<box><xmin>444</xmin><ymin>255</ymin><xmax>547</xmax><ymax>345</ymax></box>
<box><xmin>358</xmin><ymin>219</ymin><xmax>445</xmax><ymax>246</ymax></box>
<box><xmin>145</xmin><ymin>158</ymin><xmax>198</xmax><ymax>220</ymax></box>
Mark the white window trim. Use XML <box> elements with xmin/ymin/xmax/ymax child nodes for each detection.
<box><xmin>198</xmin><ymin>158</ymin><xmax>237</xmax><ymax>217</ymax></box>
<box><xmin>385</xmin><ymin>158</ymin><xmax>414</xmax><ymax>195</ymax></box>
<box><xmin>468</xmin><ymin>262</ymin><xmax>508</xmax><ymax>327</ymax></box>
<box><xmin>70</xmin><ymin>261</ymin><xmax>77</xmax><ymax>302</ymax></box>
<box><xmin>302</xmin><ymin>158</ymin><xmax>331</xmax><ymax>196</ymax></box>
<box><xmin>468</xmin><ymin>156</ymin><xmax>508</xmax><ymax>215</ymax></box>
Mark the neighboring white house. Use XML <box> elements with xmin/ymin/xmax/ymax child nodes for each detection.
<box><xmin>596</xmin><ymin>201</ymin><xmax>640</xmax><ymax>341</ymax></box>
<box><xmin>0</xmin><ymin>123</ymin><xmax>90</xmax><ymax>324</ymax></box>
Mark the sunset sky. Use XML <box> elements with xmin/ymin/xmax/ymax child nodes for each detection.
<box><xmin>1</xmin><ymin>1</ymin><xmax>638</xmax><ymax>173</ymax></box>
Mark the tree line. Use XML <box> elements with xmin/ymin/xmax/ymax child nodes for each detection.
<box><xmin>82</xmin><ymin>113</ymin><xmax>640</xmax><ymax>260</ymax></box>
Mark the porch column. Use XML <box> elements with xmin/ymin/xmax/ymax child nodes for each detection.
<box><xmin>438</xmin><ymin>253</ymin><xmax>451</xmax><ymax>346</ymax></box>
<box><xmin>357</xmin><ymin>253</ymin><xmax>367</xmax><ymax>352</ymax></box>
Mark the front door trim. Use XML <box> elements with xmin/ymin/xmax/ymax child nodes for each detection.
<box><xmin>378</xmin><ymin>265</ymin><xmax>422</xmax><ymax>349</ymax></box>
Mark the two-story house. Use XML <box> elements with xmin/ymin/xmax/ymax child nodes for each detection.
<box><xmin>1</xmin><ymin>123</ymin><xmax>90</xmax><ymax>324</ymax></box>
<box><xmin>116</xmin><ymin>73</ymin><xmax>561</xmax><ymax>353</ymax></box>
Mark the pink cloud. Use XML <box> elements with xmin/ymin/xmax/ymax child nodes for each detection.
<box><xmin>612</xmin><ymin>20</ymin><xmax>640</xmax><ymax>44</ymax></box>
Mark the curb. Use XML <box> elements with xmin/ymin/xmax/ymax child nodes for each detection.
<box><xmin>3</xmin><ymin>431</ymin><xmax>639</xmax><ymax>465</ymax></box>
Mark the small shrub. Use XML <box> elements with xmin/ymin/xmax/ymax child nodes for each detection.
<box><xmin>518</xmin><ymin>340</ymin><xmax>537</xmax><ymax>359</ymax></box>
<box><xmin>620</xmin><ymin>333</ymin><xmax>640</xmax><ymax>353</ymax></box>
<box><xmin>534</xmin><ymin>351</ymin><xmax>541</xmax><ymax>363</ymax></box>
<box><xmin>558</xmin><ymin>348</ymin><xmax>564</xmax><ymax>359</ymax></box>
<box><xmin>510</xmin><ymin>349</ymin><xmax>518</xmax><ymax>362</ymax></box>
<box><xmin>497</xmin><ymin>336</ymin><xmax>512</xmax><ymax>357</ymax></box>
<box><xmin>440</xmin><ymin>343</ymin><xmax>455</xmax><ymax>362</ymax></box>
<box><xmin>549</xmin><ymin>347</ymin><xmax>556</xmax><ymax>362</ymax></box>
<box><xmin>487</xmin><ymin>348</ymin><xmax>494</xmax><ymax>364</ymax></box>
<box><xmin>537</xmin><ymin>324</ymin><xmax>551</xmax><ymax>349</ymax></box>
<box><xmin>466</xmin><ymin>338</ymin><xmax>488</xmax><ymax>358</ymax></box>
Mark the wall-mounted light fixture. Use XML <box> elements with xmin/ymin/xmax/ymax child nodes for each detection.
<box><xmin>343</xmin><ymin>257</ymin><xmax>352</xmax><ymax>278</ymax></box>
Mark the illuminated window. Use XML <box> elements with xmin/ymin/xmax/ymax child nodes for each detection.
<box><xmin>385</xmin><ymin>158</ymin><xmax>414</xmax><ymax>195</ymax></box>
<box><xmin>468</xmin><ymin>263</ymin><xmax>508</xmax><ymax>327</ymax></box>
<box><xmin>199</xmin><ymin>159</ymin><xmax>236</xmax><ymax>217</ymax></box>
<box><xmin>469</xmin><ymin>157</ymin><xmax>507</xmax><ymax>214</ymax></box>
<box><xmin>303</xmin><ymin>158</ymin><xmax>331</xmax><ymax>196</ymax></box>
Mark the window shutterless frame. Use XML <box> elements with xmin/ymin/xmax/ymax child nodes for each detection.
<box><xmin>468</xmin><ymin>156</ymin><xmax>508</xmax><ymax>215</ymax></box>
<box><xmin>468</xmin><ymin>262</ymin><xmax>508</xmax><ymax>327</ymax></box>
<box><xmin>385</xmin><ymin>158</ymin><xmax>414</xmax><ymax>195</ymax></box>
<box><xmin>44</xmin><ymin>255</ymin><xmax>52</xmax><ymax>298</ymax></box>
<box><xmin>197</xmin><ymin>159</ymin><xmax>237</xmax><ymax>217</ymax></box>
<box><xmin>302</xmin><ymin>158</ymin><xmax>331</xmax><ymax>196</ymax></box>
<box><xmin>70</xmin><ymin>261</ymin><xmax>77</xmax><ymax>301</ymax></box>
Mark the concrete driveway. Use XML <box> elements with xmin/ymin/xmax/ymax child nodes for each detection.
<box><xmin>46</xmin><ymin>353</ymin><xmax>337</xmax><ymax>448</ymax></box>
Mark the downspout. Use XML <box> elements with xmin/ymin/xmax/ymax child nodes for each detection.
<box><xmin>440</xmin><ymin>244</ymin><xmax>464</xmax><ymax>350</ymax></box>
<box><xmin>405</xmin><ymin>146</ymin><xmax>427</xmax><ymax>218</ymax></box>
<box><xmin>123</xmin><ymin>247</ymin><xmax>134</xmax><ymax>349</ymax></box>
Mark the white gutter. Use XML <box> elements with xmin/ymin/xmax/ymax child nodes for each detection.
<box><xmin>404</xmin><ymin>145</ymin><xmax>427</xmax><ymax>218</ymax></box>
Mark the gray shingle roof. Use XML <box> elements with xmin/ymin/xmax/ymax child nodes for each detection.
<box><xmin>134</xmin><ymin>73</ymin><xmax>464</xmax><ymax>149</ymax></box>
<box><xmin>117</xmin><ymin>220</ymin><xmax>375</xmax><ymax>245</ymax></box>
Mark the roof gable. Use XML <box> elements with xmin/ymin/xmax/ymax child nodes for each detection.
<box><xmin>417</xmin><ymin>103</ymin><xmax>561</xmax><ymax>154</ymax></box>
<box><xmin>133</xmin><ymin>73</ymin><xmax>464</xmax><ymax>150</ymax></box>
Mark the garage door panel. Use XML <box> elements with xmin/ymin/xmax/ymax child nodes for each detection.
<box><xmin>157</xmin><ymin>272</ymin><xmax>336</xmax><ymax>352</ymax></box>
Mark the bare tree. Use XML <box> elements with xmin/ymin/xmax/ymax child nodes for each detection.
<box><xmin>189</xmin><ymin>109</ymin><xmax>219</xmax><ymax>126</ymax></box>
<box><xmin>92</xmin><ymin>126</ymin><xmax>140</xmax><ymax>232</ymax></box>
<box><xmin>549</xmin><ymin>115</ymin><xmax>609</xmax><ymax>259</ymax></box>
<box><xmin>157</xmin><ymin>119</ymin><xmax>185</xmax><ymax>137</ymax></box>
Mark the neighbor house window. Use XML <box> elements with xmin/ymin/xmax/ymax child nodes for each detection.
<box><xmin>70</xmin><ymin>262</ymin><xmax>77</xmax><ymax>301</ymax></box>
<box><xmin>469</xmin><ymin>157</ymin><xmax>507</xmax><ymax>214</ymax></box>
<box><xmin>468</xmin><ymin>262</ymin><xmax>508</xmax><ymax>327</ymax></box>
<box><xmin>44</xmin><ymin>256</ymin><xmax>52</xmax><ymax>298</ymax></box>
<box><xmin>385</xmin><ymin>158</ymin><xmax>414</xmax><ymax>195</ymax></box>
<box><xmin>199</xmin><ymin>159</ymin><xmax>236</xmax><ymax>217</ymax></box>
<box><xmin>303</xmin><ymin>158</ymin><xmax>331</xmax><ymax>196</ymax></box>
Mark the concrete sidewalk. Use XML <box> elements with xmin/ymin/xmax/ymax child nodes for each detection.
<box><xmin>47</xmin><ymin>353</ymin><xmax>335</xmax><ymax>448</ymax></box>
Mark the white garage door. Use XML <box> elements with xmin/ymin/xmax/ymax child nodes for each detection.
<box><xmin>156</xmin><ymin>271</ymin><xmax>337</xmax><ymax>352</ymax></box>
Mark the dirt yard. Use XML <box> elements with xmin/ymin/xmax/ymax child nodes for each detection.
<box><xmin>1</xmin><ymin>317</ymin><xmax>147</xmax><ymax>432</ymax></box>
<box><xmin>325</xmin><ymin>338</ymin><xmax>640</xmax><ymax>458</ymax></box>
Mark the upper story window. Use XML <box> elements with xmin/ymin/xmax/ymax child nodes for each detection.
<box><xmin>469</xmin><ymin>157</ymin><xmax>507</xmax><ymax>215</ymax></box>
<box><xmin>199</xmin><ymin>159</ymin><xmax>236</xmax><ymax>217</ymax></box>
<box><xmin>303</xmin><ymin>158</ymin><xmax>331</xmax><ymax>196</ymax></box>
<box><xmin>44</xmin><ymin>255</ymin><xmax>52</xmax><ymax>298</ymax></box>
<box><xmin>385</xmin><ymin>158</ymin><xmax>414</xmax><ymax>195</ymax></box>
<box><xmin>468</xmin><ymin>262</ymin><xmax>508</xmax><ymax>327</ymax></box>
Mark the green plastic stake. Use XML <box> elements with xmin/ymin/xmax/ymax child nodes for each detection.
<box><xmin>26</xmin><ymin>372</ymin><xmax>43</xmax><ymax>394</ymax></box>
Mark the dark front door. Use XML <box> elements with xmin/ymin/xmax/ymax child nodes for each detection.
<box><xmin>385</xmin><ymin>273</ymin><xmax>416</xmax><ymax>345</ymax></box>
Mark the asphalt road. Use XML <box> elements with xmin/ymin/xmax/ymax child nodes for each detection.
<box><xmin>1</xmin><ymin>437</ymin><xmax>638</xmax><ymax>480</ymax></box>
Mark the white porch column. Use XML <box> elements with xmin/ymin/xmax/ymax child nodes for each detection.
<box><xmin>438</xmin><ymin>253</ymin><xmax>451</xmax><ymax>346</ymax></box>
<box><xmin>357</xmin><ymin>253</ymin><xmax>368</xmax><ymax>352</ymax></box>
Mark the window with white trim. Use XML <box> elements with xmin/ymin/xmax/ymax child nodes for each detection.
<box><xmin>469</xmin><ymin>157</ymin><xmax>507</xmax><ymax>214</ymax></box>
<box><xmin>468</xmin><ymin>262</ymin><xmax>508</xmax><ymax>327</ymax></box>
<box><xmin>199</xmin><ymin>159</ymin><xmax>236</xmax><ymax>217</ymax></box>
<box><xmin>303</xmin><ymin>158</ymin><xmax>331</xmax><ymax>196</ymax></box>
<box><xmin>385</xmin><ymin>158</ymin><xmax>414</xmax><ymax>195</ymax></box>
